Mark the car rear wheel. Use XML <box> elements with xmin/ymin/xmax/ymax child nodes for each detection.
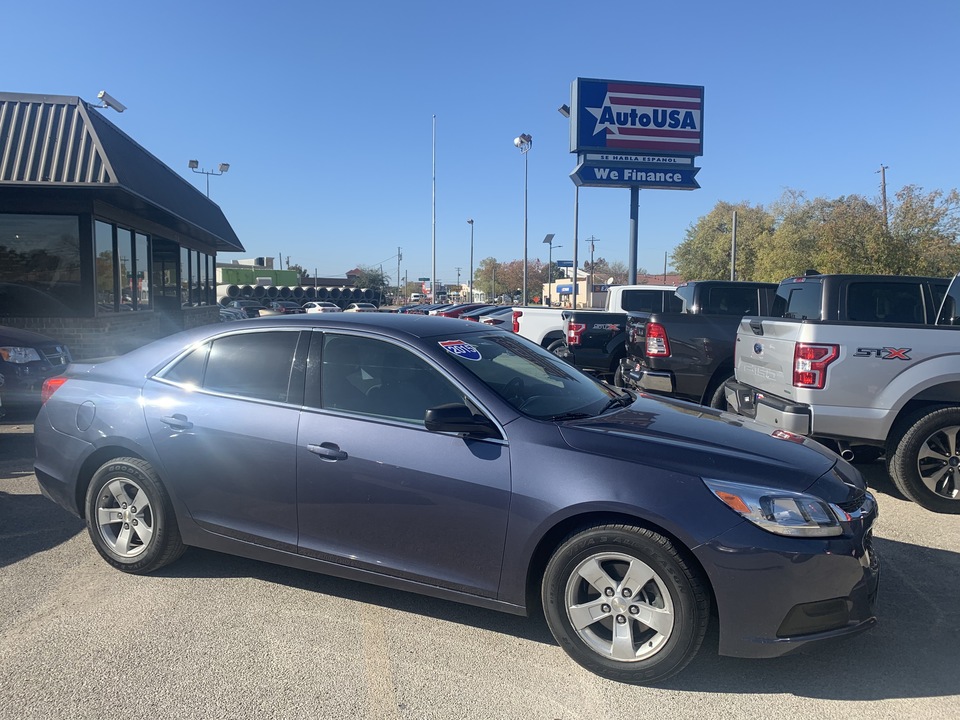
<box><xmin>541</xmin><ymin>524</ymin><xmax>709</xmax><ymax>684</ymax></box>
<box><xmin>888</xmin><ymin>407</ymin><xmax>960</xmax><ymax>513</ymax></box>
<box><xmin>85</xmin><ymin>457</ymin><xmax>187</xmax><ymax>573</ymax></box>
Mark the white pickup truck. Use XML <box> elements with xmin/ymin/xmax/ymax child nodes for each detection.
<box><xmin>724</xmin><ymin>272</ymin><xmax>959</xmax><ymax>513</ymax></box>
<box><xmin>511</xmin><ymin>284</ymin><xmax>677</xmax><ymax>351</ymax></box>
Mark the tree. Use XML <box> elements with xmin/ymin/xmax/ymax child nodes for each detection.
<box><xmin>352</xmin><ymin>264</ymin><xmax>390</xmax><ymax>299</ymax></box>
<box><xmin>888</xmin><ymin>185</ymin><xmax>960</xmax><ymax>276</ymax></box>
<box><xmin>672</xmin><ymin>201</ymin><xmax>775</xmax><ymax>280</ymax></box>
<box><xmin>287</xmin><ymin>263</ymin><xmax>310</xmax><ymax>284</ymax></box>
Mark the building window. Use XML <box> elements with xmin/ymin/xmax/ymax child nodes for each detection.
<box><xmin>0</xmin><ymin>213</ymin><xmax>83</xmax><ymax>317</ymax></box>
<box><xmin>95</xmin><ymin>220</ymin><xmax>152</xmax><ymax>314</ymax></box>
<box><xmin>179</xmin><ymin>247</ymin><xmax>214</xmax><ymax>307</ymax></box>
<box><xmin>135</xmin><ymin>233</ymin><xmax>151</xmax><ymax>310</ymax></box>
<box><xmin>95</xmin><ymin>220</ymin><xmax>118</xmax><ymax>312</ymax></box>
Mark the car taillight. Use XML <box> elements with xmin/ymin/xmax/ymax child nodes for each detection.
<box><xmin>41</xmin><ymin>376</ymin><xmax>68</xmax><ymax>404</ymax></box>
<box><xmin>645</xmin><ymin>322</ymin><xmax>670</xmax><ymax>357</ymax></box>
<box><xmin>566</xmin><ymin>322</ymin><xmax>586</xmax><ymax>346</ymax></box>
<box><xmin>793</xmin><ymin>343</ymin><xmax>839</xmax><ymax>389</ymax></box>
<box><xmin>512</xmin><ymin>311</ymin><xmax>522</xmax><ymax>333</ymax></box>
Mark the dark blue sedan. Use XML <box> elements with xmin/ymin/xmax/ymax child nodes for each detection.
<box><xmin>33</xmin><ymin>314</ymin><xmax>879</xmax><ymax>684</ymax></box>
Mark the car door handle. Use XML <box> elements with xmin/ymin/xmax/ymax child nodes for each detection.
<box><xmin>161</xmin><ymin>414</ymin><xmax>193</xmax><ymax>430</ymax></box>
<box><xmin>308</xmin><ymin>442</ymin><xmax>348</xmax><ymax>462</ymax></box>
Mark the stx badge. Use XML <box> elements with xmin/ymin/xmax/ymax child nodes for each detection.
<box><xmin>854</xmin><ymin>347</ymin><xmax>912</xmax><ymax>360</ymax></box>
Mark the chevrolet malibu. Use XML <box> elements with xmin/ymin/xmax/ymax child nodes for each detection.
<box><xmin>34</xmin><ymin>314</ymin><xmax>879</xmax><ymax>684</ymax></box>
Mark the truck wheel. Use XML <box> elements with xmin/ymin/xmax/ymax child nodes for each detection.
<box><xmin>547</xmin><ymin>339</ymin><xmax>566</xmax><ymax>356</ymax></box>
<box><xmin>888</xmin><ymin>407</ymin><xmax>960</xmax><ymax>513</ymax></box>
<box><xmin>541</xmin><ymin>524</ymin><xmax>709</xmax><ymax>684</ymax></box>
<box><xmin>707</xmin><ymin>373</ymin><xmax>734</xmax><ymax>410</ymax></box>
<box><xmin>613</xmin><ymin>366</ymin><xmax>625</xmax><ymax>388</ymax></box>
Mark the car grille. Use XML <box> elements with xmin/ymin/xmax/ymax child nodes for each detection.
<box><xmin>37</xmin><ymin>343</ymin><xmax>71</xmax><ymax>367</ymax></box>
<box><xmin>837</xmin><ymin>489</ymin><xmax>867</xmax><ymax>513</ymax></box>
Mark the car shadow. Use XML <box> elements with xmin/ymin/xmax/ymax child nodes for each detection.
<box><xmin>0</xmin><ymin>489</ymin><xmax>85</xmax><ymax>569</ymax></box>
<box><xmin>157</xmin><ymin>529</ymin><xmax>960</xmax><ymax>701</ymax></box>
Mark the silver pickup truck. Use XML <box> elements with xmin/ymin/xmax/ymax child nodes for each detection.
<box><xmin>725</xmin><ymin>272</ymin><xmax>959</xmax><ymax>513</ymax></box>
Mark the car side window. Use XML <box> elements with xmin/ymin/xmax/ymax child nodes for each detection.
<box><xmin>159</xmin><ymin>331</ymin><xmax>302</xmax><ymax>402</ymax></box>
<box><xmin>309</xmin><ymin>333</ymin><xmax>464</xmax><ymax>425</ymax></box>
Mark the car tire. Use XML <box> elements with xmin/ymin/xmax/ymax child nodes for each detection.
<box><xmin>85</xmin><ymin>457</ymin><xmax>187</xmax><ymax>573</ymax></box>
<box><xmin>541</xmin><ymin>524</ymin><xmax>709</xmax><ymax>685</ymax></box>
<box><xmin>547</xmin><ymin>339</ymin><xmax>566</xmax><ymax>356</ymax></box>
<box><xmin>887</xmin><ymin>406</ymin><xmax>960</xmax><ymax>513</ymax></box>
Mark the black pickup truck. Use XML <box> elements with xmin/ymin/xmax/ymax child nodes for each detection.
<box><xmin>555</xmin><ymin>286</ymin><xmax>682</xmax><ymax>384</ymax></box>
<box><xmin>620</xmin><ymin>280</ymin><xmax>777</xmax><ymax>406</ymax></box>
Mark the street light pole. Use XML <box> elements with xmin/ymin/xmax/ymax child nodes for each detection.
<box><xmin>467</xmin><ymin>219</ymin><xmax>474</xmax><ymax>303</ymax></box>
<box><xmin>514</xmin><ymin>133</ymin><xmax>532</xmax><ymax>305</ymax></box>
<box><xmin>188</xmin><ymin>160</ymin><xmax>230</xmax><ymax>198</ymax></box>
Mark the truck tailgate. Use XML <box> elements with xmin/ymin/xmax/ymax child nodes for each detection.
<box><xmin>733</xmin><ymin>317</ymin><xmax>801</xmax><ymax>400</ymax></box>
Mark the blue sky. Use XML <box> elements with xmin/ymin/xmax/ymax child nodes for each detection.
<box><xmin>8</xmin><ymin>1</ymin><xmax>959</xmax><ymax>286</ymax></box>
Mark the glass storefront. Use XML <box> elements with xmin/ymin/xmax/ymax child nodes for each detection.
<box><xmin>0</xmin><ymin>214</ymin><xmax>83</xmax><ymax>317</ymax></box>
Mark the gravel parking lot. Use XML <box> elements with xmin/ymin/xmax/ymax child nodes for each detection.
<box><xmin>2</xmin><ymin>409</ymin><xmax>958</xmax><ymax>720</ymax></box>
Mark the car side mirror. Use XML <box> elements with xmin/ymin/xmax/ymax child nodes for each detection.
<box><xmin>424</xmin><ymin>403</ymin><xmax>500</xmax><ymax>439</ymax></box>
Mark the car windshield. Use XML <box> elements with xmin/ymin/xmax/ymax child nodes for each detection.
<box><xmin>437</xmin><ymin>333</ymin><xmax>627</xmax><ymax>419</ymax></box>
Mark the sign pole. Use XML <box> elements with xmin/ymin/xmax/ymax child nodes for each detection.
<box><xmin>628</xmin><ymin>187</ymin><xmax>639</xmax><ymax>285</ymax></box>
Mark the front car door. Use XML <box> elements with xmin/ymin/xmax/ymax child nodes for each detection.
<box><xmin>295</xmin><ymin>331</ymin><xmax>511</xmax><ymax>597</ymax></box>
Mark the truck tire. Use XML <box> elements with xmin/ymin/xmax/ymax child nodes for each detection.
<box><xmin>547</xmin><ymin>339</ymin><xmax>566</xmax><ymax>356</ymax></box>
<box><xmin>887</xmin><ymin>406</ymin><xmax>960</xmax><ymax>514</ymax></box>
<box><xmin>707</xmin><ymin>373</ymin><xmax>734</xmax><ymax>410</ymax></box>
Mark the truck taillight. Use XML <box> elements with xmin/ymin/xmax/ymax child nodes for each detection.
<box><xmin>793</xmin><ymin>343</ymin><xmax>839</xmax><ymax>389</ymax></box>
<box><xmin>566</xmin><ymin>322</ymin><xmax>586</xmax><ymax>346</ymax></box>
<box><xmin>512</xmin><ymin>310</ymin><xmax>522</xmax><ymax>334</ymax></box>
<box><xmin>645</xmin><ymin>322</ymin><xmax>671</xmax><ymax>357</ymax></box>
<box><xmin>41</xmin><ymin>376</ymin><xmax>68</xmax><ymax>404</ymax></box>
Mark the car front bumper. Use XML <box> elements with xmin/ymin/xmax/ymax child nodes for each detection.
<box><xmin>695</xmin><ymin>493</ymin><xmax>880</xmax><ymax>658</ymax></box>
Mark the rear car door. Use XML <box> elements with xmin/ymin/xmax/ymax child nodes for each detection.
<box><xmin>142</xmin><ymin>328</ymin><xmax>307</xmax><ymax>551</ymax></box>
<box><xmin>295</xmin><ymin>331</ymin><xmax>512</xmax><ymax>598</ymax></box>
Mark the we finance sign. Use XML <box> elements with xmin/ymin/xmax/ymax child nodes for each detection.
<box><xmin>571</xmin><ymin>78</ymin><xmax>704</xmax><ymax>157</ymax></box>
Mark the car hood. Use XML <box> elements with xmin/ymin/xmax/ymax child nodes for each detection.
<box><xmin>0</xmin><ymin>325</ymin><xmax>62</xmax><ymax>347</ymax></box>
<box><xmin>559</xmin><ymin>393</ymin><xmax>852</xmax><ymax>498</ymax></box>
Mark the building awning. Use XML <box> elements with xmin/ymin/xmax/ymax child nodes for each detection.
<box><xmin>0</xmin><ymin>92</ymin><xmax>243</xmax><ymax>252</ymax></box>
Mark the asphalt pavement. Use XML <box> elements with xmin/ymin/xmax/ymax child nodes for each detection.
<box><xmin>1</xmin><ymin>409</ymin><xmax>958</xmax><ymax>720</ymax></box>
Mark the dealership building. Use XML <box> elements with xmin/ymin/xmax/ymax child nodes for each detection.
<box><xmin>0</xmin><ymin>91</ymin><xmax>243</xmax><ymax>359</ymax></box>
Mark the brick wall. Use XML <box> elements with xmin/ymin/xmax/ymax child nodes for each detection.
<box><xmin>2</xmin><ymin>306</ymin><xmax>219</xmax><ymax>360</ymax></box>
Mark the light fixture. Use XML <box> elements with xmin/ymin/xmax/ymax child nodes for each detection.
<box><xmin>189</xmin><ymin>160</ymin><xmax>230</xmax><ymax>198</ymax></box>
<box><xmin>96</xmin><ymin>90</ymin><xmax>126</xmax><ymax>113</ymax></box>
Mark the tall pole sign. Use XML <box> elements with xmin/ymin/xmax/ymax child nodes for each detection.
<box><xmin>567</xmin><ymin>78</ymin><xmax>704</xmax><ymax>284</ymax></box>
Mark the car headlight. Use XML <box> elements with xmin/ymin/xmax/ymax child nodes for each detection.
<box><xmin>0</xmin><ymin>346</ymin><xmax>43</xmax><ymax>364</ymax></box>
<box><xmin>703</xmin><ymin>478</ymin><xmax>845</xmax><ymax>537</ymax></box>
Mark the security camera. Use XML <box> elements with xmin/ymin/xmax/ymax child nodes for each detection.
<box><xmin>97</xmin><ymin>90</ymin><xmax>126</xmax><ymax>113</ymax></box>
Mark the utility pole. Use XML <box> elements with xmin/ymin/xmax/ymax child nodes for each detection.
<box><xmin>877</xmin><ymin>164</ymin><xmax>889</xmax><ymax>228</ymax></box>
<box><xmin>397</xmin><ymin>247</ymin><xmax>402</xmax><ymax>303</ymax></box>
<box><xmin>730</xmin><ymin>210</ymin><xmax>738</xmax><ymax>281</ymax></box>
<box><xmin>585</xmin><ymin>235</ymin><xmax>598</xmax><ymax>307</ymax></box>
<box><xmin>455</xmin><ymin>266</ymin><xmax>461</xmax><ymax>298</ymax></box>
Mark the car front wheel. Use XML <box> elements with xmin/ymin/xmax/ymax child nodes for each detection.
<box><xmin>541</xmin><ymin>524</ymin><xmax>709</xmax><ymax>684</ymax></box>
<box><xmin>85</xmin><ymin>457</ymin><xmax>187</xmax><ymax>573</ymax></box>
